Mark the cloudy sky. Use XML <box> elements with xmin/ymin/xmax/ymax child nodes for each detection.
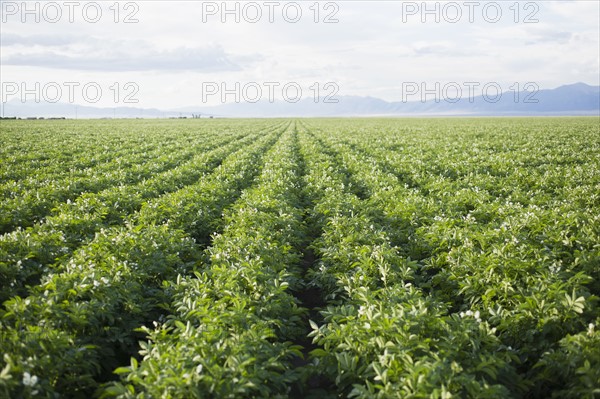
<box><xmin>1</xmin><ymin>0</ymin><xmax>599</xmax><ymax>108</ymax></box>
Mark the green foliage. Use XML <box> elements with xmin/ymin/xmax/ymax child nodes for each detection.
<box><xmin>1</xmin><ymin>117</ymin><xmax>598</xmax><ymax>398</ymax></box>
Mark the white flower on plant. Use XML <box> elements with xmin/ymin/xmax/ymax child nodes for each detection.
<box><xmin>22</xmin><ymin>372</ymin><xmax>38</xmax><ymax>387</ymax></box>
<box><xmin>460</xmin><ymin>310</ymin><xmax>481</xmax><ymax>322</ymax></box>
<box><xmin>588</xmin><ymin>323</ymin><xmax>595</xmax><ymax>336</ymax></box>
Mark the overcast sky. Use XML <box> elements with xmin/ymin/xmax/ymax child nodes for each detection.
<box><xmin>1</xmin><ymin>0</ymin><xmax>599</xmax><ymax>108</ymax></box>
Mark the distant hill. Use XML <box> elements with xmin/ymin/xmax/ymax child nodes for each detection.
<box><xmin>3</xmin><ymin>83</ymin><xmax>598</xmax><ymax>118</ymax></box>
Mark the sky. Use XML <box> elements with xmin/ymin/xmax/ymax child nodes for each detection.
<box><xmin>1</xmin><ymin>0</ymin><xmax>599</xmax><ymax>109</ymax></box>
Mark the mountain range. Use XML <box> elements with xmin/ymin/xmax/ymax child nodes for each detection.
<box><xmin>2</xmin><ymin>83</ymin><xmax>598</xmax><ymax>119</ymax></box>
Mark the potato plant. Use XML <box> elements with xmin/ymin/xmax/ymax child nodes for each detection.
<box><xmin>0</xmin><ymin>117</ymin><xmax>598</xmax><ymax>398</ymax></box>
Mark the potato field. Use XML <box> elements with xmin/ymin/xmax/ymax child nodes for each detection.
<box><xmin>0</xmin><ymin>117</ymin><xmax>599</xmax><ymax>398</ymax></box>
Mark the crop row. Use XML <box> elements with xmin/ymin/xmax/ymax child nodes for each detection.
<box><xmin>292</xmin><ymin>124</ymin><xmax>524</xmax><ymax>398</ymax></box>
<box><xmin>0</xmin><ymin>121</ymin><xmax>287</xmax><ymax>303</ymax></box>
<box><xmin>107</xmin><ymin>123</ymin><xmax>308</xmax><ymax>398</ymax></box>
<box><xmin>0</xmin><ymin>123</ymin><xmax>217</xmax><ymax>233</ymax></box>
<box><xmin>0</xmin><ymin>121</ymin><xmax>286</xmax><ymax>397</ymax></box>
<box><xmin>302</xmin><ymin>119</ymin><xmax>599</xmax><ymax>398</ymax></box>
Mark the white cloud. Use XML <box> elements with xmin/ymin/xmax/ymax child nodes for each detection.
<box><xmin>3</xmin><ymin>42</ymin><xmax>247</xmax><ymax>72</ymax></box>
